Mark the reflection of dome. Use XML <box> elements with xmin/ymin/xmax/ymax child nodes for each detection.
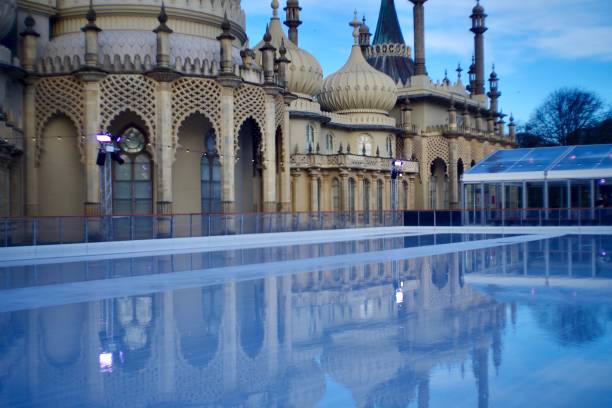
<box><xmin>255</xmin><ymin>5</ymin><xmax>323</xmax><ymax>98</ymax></box>
<box><xmin>0</xmin><ymin>0</ymin><xmax>16</xmax><ymax>41</ymax></box>
<box><xmin>318</xmin><ymin>19</ymin><xmax>397</xmax><ymax>114</ymax></box>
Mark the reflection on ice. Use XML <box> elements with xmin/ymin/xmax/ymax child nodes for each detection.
<box><xmin>0</xmin><ymin>235</ymin><xmax>611</xmax><ymax>407</ymax></box>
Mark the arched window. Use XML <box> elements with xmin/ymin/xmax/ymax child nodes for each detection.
<box><xmin>358</xmin><ymin>134</ymin><xmax>373</xmax><ymax>156</ymax></box>
<box><xmin>331</xmin><ymin>178</ymin><xmax>340</xmax><ymax>212</ymax></box>
<box><xmin>114</xmin><ymin>127</ymin><xmax>152</xmax><ymax>215</ymax></box>
<box><xmin>386</xmin><ymin>136</ymin><xmax>393</xmax><ymax>157</ymax></box>
<box><xmin>306</xmin><ymin>124</ymin><xmax>315</xmax><ymax>153</ymax></box>
<box><xmin>201</xmin><ymin>130</ymin><xmax>222</xmax><ymax>213</ymax></box>
<box><xmin>363</xmin><ymin>179</ymin><xmax>371</xmax><ymax>223</ymax></box>
<box><xmin>325</xmin><ymin>134</ymin><xmax>334</xmax><ymax>154</ymax></box>
<box><xmin>377</xmin><ymin>179</ymin><xmax>384</xmax><ymax>221</ymax></box>
<box><xmin>348</xmin><ymin>178</ymin><xmax>356</xmax><ymax>220</ymax></box>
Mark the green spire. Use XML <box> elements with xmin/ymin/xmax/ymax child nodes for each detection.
<box><xmin>372</xmin><ymin>0</ymin><xmax>405</xmax><ymax>45</ymax></box>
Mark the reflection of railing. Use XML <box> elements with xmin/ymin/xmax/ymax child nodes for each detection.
<box><xmin>0</xmin><ymin>211</ymin><xmax>404</xmax><ymax>247</ymax></box>
<box><xmin>291</xmin><ymin>154</ymin><xmax>419</xmax><ymax>173</ymax></box>
<box><xmin>403</xmin><ymin>208</ymin><xmax>612</xmax><ymax>227</ymax></box>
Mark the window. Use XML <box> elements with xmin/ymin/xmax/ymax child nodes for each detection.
<box><xmin>306</xmin><ymin>124</ymin><xmax>315</xmax><ymax>153</ymax></box>
<box><xmin>386</xmin><ymin>136</ymin><xmax>393</xmax><ymax>157</ymax></box>
<box><xmin>332</xmin><ymin>178</ymin><xmax>340</xmax><ymax>212</ymax></box>
<box><xmin>363</xmin><ymin>179</ymin><xmax>370</xmax><ymax>223</ymax></box>
<box><xmin>326</xmin><ymin>134</ymin><xmax>334</xmax><ymax>154</ymax></box>
<box><xmin>358</xmin><ymin>134</ymin><xmax>373</xmax><ymax>156</ymax></box>
<box><xmin>201</xmin><ymin>130</ymin><xmax>222</xmax><ymax>213</ymax></box>
<box><xmin>377</xmin><ymin>179</ymin><xmax>384</xmax><ymax>220</ymax></box>
<box><xmin>348</xmin><ymin>178</ymin><xmax>356</xmax><ymax>220</ymax></box>
<box><xmin>113</xmin><ymin>127</ymin><xmax>152</xmax><ymax>215</ymax></box>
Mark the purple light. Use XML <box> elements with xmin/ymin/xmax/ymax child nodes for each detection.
<box><xmin>96</xmin><ymin>133</ymin><xmax>112</xmax><ymax>143</ymax></box>
<box><xmin>394</xmin><ymin>160</ymin><xmax>403</xmax><ymax>167</ymax></box>
<box><xmin>99</xmin><ymin>352</ymin><xmax>113</xmax><ymax>373</ymax></box>
<box><xmin>599</xmin><ymin>179</ymin><xmax>606</xmax><ymax>185</ymax></box>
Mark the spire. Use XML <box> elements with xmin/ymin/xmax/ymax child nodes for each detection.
<box><xmin>359</xmin><ymin>16</ymin><xmax>371</xmax><ymax>53</ymax></box>
<box><xmin>350</xmin><ymin>11</ymin><xmax>360</xmax><ymax>46</ymax></box>
<box><xmin>372</xmin><ymin>0</ymin><xmax>405</xmax><ymax>45</ymax></box>
<box><xmin>456</xmin><ymin>63</ymin><xmax>463</xmax><ymax>81</ymax></box>
<box><xmin>284</xmin><ymin>0</ymin><xmax>302</xmax><ymax>46</ymax></box>
<box><xmin>86</xmin><ymin>0</ymin><xmax>97</xmax><ymax>25</ymax></box>
<box><xmin>154</xmin><ymin>2</ymin><xmax>172</xmax><ymax>33</ymax></box>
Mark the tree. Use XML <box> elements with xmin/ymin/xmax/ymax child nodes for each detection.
<box><xmin>527</xmin><ymin>88</ymin><xmax>606</xmax><ymax>146</ymax></box>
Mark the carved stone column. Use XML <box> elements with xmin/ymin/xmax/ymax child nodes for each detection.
<box><xmin>279</xmin><ymin>102</ymin><xmax>291</xmax><ymax>211</ymax></box>
<box><xmin>219</xmin><ymin>79</ymin><xmax>240</xmax><ymax>213</ymax></box>
<box><xmin>340</xmin><ymin>169</ymin><xmax>349</xmax><ymax>212</ymax></box>
<box><xmin>449</xmin><ymin>138</ymin><xmax>459</xmax><ymax>208</ymax></box>
<box><xmin>262</xmin><ymin>89</ymin><xmax>278</xmax><ymax>212</ymax></box>
<box><xmin>154</xmin><ymin>79</ymin><xmax>175</xmax><ymax>215</ymax></box>
<box><xmin>23</xmin><ymin>78</ymin><xmax>38</xmax><ymax>216</ymax></box>
<box><xmin>308</xmin><ymin>169</ymin><xmax>319</xmax><ymax>212</ymax></box>
<box><xmin>78</xmin><ymin>71</ymin><xmax>107</xmax><ymax>216</ymax></box>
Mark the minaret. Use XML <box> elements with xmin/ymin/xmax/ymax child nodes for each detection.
<box><xmin>487</xmin><ymin>64</ymin><xmax>500</xmax><ymax>114</ymax></box>
<box><xmin>217</xmin><ymin>12</ymin><xmax>235</xmax><ymax>75</ymax></box>
<box><xmin>508</xmin><ymin>114</ymin><xmax>516</xmax><ymax>141</ymax></box>
<box><xmin>359</xmin><ymin>16</ymin><xmax>371</xmax><ymax>55</ymax></box>
<box><xmin>470</xmin><ymin>0</ymin><xmax>487</xmax><ymax>97</ymax></box>
<box><xmin>81</xmin><ymin>0</ymin><xmax>101</xmax><ymax>68</ymax></box>
<box><xmin>20</xmin><ymin>14</ymin><xmax>39</xmax><ymax>72</ymax></box>
<box><xmin>259</xmin><ymin>24</ymin><xmax>276</xmax><ymax>85</ymax></box>
<box><xmin>153</xmin><ymin>2</ymin><xmax>172</xmax><ymax>69</ymax></box>
<box><xmin>410</xmin><ymin>0</ymin><xmax>428</xmax><ymax>76</ymax></box>
<box><xmin>284</xmin><ymin>0</ymin><xmax>302</xmax><ymax>46</ymax></box>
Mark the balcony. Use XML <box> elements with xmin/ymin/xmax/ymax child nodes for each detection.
<box><xmin>291</xmin><ymin>153</ymin><xmax>419</xmax><ymax>173</ymax></box>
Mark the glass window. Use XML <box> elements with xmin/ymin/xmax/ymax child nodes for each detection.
<box><xmin>386</xmin><ymin>136</ymin><xmax>393</xmax><ymax>157</ymax></box>
<box><xmin>201</xmin><ymin>131</ymin><xmax>222</xmax><ymax>213</ymax></box>
<box><xmin>358</xmin><ymin>135</ymin><xmax>373</xmax><ymax>156</ymax></box>
<box><xmin>326</xmin><ymin>134</ymin><xmax>334</xmax><ymax>154</ymax></box>
<box><xmin>306</xmin><ymin>125</ymin><xmax>315</xmax><ymax>153</ymax></box>
<box><xmin>377</xmin><ymin>180</ymin><xmax>383</xmax><ymax>211</ymax></box>
<box><xmin>332</xmin><ymin>178</ymin><xmax>340</xmax><ymax>212</ymax></box>
<box><xmin>113</xmin><ymin>152</ymin><xmax>152</xmax><ymax>216</ymax></box>
<box><xmin>363</xmin><ymin>179</ymin><xmax>370</xmax><ymax>223</ymax></box>
<box><xmin>348</xmin><ymin>178</ymin><xmax>356</xmax><ymax>217</ymax></box>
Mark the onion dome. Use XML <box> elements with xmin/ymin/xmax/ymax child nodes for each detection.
<box><xmin>255</xmin><ymin>0</ymin><xmax>323</xmax><ymax>98</ymax></box>
<box><xmin>472</xmin><ymin>0</ymin><xmax>485</xmax><ymax>15</ymax></box>
<box><xmin>318</xmin><ymin>13</ymin><xmax>397</xmax><ymax>114</ymax></box>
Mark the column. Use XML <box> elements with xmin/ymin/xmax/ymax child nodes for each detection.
<box><xmin>155</xmin><ymin>80</ymin><xmax>174</xmax><ymax>215</ymax></box>
<box><xmin>384</xmin><ymin>174</ymin><xmax>392</xmax><ymax>211</ymax></box>
<box><xmin>279</xmin><ymin>106</ymin><xmax>291</xmax><ymax>211</ymax></box>
<box><xmin>79</xmin><ymin>72</ymin><xmax>106</xmax><ymax>216</ymax></box>
<box><xmin>410</xmin><ymin>0</ymin><xmax>428</xmax><ymax>76</ymax></box>
<box><xmin>309</xmin><ymin>169</ymin><xmax>319</xmax><ymax>212</ymax></box>
<box><xmin>449</xmin><ymin>139</ymin><xmax>459</xmax><ymax>208</ymax></box>
<box><xmin>23</xmin><ymin>78</ymin><xmax>38</xmax><ymax>216</ymax></box>
<box><xmin>340</xmin><ymin>170</ymin><xmax>349</xmax><ymax>212</ymax></box>
<box><xmin>262</xmin><ymin>92</ymin><xmax>277</xmax><ymax>212</ymax></box>
<box><xmin>220</xmin><ymin>85</ymin><xmax>236</xmax><ymax>213</ymax></box>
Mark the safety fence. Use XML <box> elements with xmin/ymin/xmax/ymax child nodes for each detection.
<box><xmin>0</xmin><ymin>211</ymin><xmax>404</xmax><ymax>247</ymax></box>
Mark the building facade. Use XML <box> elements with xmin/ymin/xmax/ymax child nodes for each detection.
<box><xmin>0</xmin><ymin>0</ymin><xmax>515</xmax><ymax>219</ymax></box>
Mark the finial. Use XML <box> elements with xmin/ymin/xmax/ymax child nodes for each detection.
<box><xmin>221</xmin><ymin>11</ymin><xmax>231</xmax><ymax>32</ymax></box>
<box><xmin>25</xmin><ymin>14</ymin><xmax>35</xmax><ymax>29</ymax></box>
<box><xmin>159</xmin><ymin>2</ymin><xmax>168</xmax><ymax>24</ymax></box>
<box><xmin>350</xmin><ymin>10</ymin><xmax>360</xmax><ymax>45</ymax></box>
<box><xmin>456</xmin><ymin>63</ymin><xmax>463</xmax><ymax>80</ymax></box>
<box><xmin>509</xmin><ymin>113</ymin><xmax>515</xmax><ymax>123</ymax></box>
<box><xmin>86</xmin><ymin>0</ymin><xmax>96</xmax><ymax>23</ymax></box>
<box><xmin>271</xmin><ymin>0</ymin><xmax>279</xmax><ymax>18</ymax></box>
<box><xmin>279</xmin><ymin>38</ymin><xmax>287</xmax><ymax>55</ymax></box>
<box><xmin>263</xmin><ymin>23</ymin><xmax>272</xmax><ymax>43</ymax></box>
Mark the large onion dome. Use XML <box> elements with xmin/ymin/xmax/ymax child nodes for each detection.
<box><xmin>255</xmin><ymin>1</ymin><xmax>323</xmax><ymax>98</ymax></box>
<box><xmin>318</xmin><ymin>14</ymin><xmax>397</xmax><ymax>114</ymax></box>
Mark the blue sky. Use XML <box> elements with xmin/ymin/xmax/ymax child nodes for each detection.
<box><xmin>243</xmin><ymin>0</ymin><xmax>612</xmax><ymax>125</ymax></box>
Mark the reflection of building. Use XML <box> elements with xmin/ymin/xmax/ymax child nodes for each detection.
<box><xmin>0</xmin><ymin>248</ymin><xmax>507</xmax><ymax>407</ymax></box>
<box><xmin>0</xmin><ymin>0</ymin><xmax>514</xmax><ymax>219</ymax></box>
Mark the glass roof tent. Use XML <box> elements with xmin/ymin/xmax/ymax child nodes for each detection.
<box><xmin>463</xmin><ymin>144</ymin><xmax>612</xmax><ymax>183</ymax></box>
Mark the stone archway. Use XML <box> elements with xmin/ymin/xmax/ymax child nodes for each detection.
<box><xmin>430</xmin><ymin>158</ymin><xmax>448</xmax><ymax>210</ymax></box>
<box><xmin>235</xmin><ymin>117</ymin><xmax>263</xmax><ymax>213</ymax></box>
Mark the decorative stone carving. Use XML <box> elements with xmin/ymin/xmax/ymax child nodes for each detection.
<box><xmin>99</xmin><ymin>75</ymin><xmax>157</xmax><ymax>151</ymax></box>
<box><xmin>234</xmin><ymin>84</ymin><xmax>266</xmax><ymax>155</ymax></box>
<box><xmin>35</xmin><ymin>76</ymin><xmax>85</xmax><ymax>165</ymax></box>
<box><xmin>171</xmin><ymin>77</ymin><xmax>222</xmax><ymax>154</ymax></box>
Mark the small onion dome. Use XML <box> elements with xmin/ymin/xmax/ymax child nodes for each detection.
<box><xmin>318</xmin><ymin>13</ymin><xmax>397</xmax><ymax>114</ymax></box>
<box><xmin>473</xmin><ymin>0</ymin><xmax>485</xmax><ymax>13</ymax></box>
<box><xmin>359</xmin><ymin>16</ymin><xmax>370</xmax><ymax>35</ymax></box>
<box><xmin>255</xmin><ymin>2</ymin><xmax>323</xmax><ymax>98</ymax></box>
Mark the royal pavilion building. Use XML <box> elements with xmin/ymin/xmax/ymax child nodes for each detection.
<box><xmin>0</xmin><ymin>0</ymin><xmax>515</xmax><ymax>221</ymax></box>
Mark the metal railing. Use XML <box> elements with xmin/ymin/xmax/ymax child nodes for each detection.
<box><xmin>404</xmin><ymin>207</ymin><xmax>612</xmax><ymax>227</ymax></box>
<box><xmin>0</xmin><ymin>211</ymin><xmax>404</xmax><ymax>247</ymax></box>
